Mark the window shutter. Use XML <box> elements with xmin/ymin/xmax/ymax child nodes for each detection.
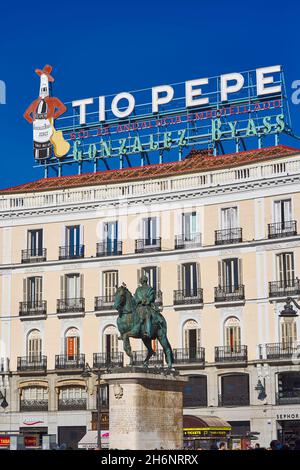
<box><xmin>184</xmin><ymin>329</ymin><xmax>189</xmax><ymax>349</ymax></box>
<box><xmin>137</xmin><ymin>269</ymin><xmax>141</xmax><ymax>285</ymax></box>
<box><xmin>196</xmin><ymin>329</ymin><xmax>201</xmax><ymax>349</ymax></box>
<box><xmin>80</xmin><ymin>274</ymin><xmax>84</xmax><ymax>298</ymax></box>
<box><xmin>177</xmin><ymin>265</ymin><xmax>182</xmax><ymax>290</ymax></box>
<box><xmin>23</xmin><ymin>278</ymin><xmax>28</xmax><ymax>302</ymax></box>
<box><xmin>218</xmin><ymin>261</ymin><xmax>222</xmax><ymax>287</ymax></box>
<box><xmin>36</xmin><ymin>277</ymin><xmax>42</xmax><ymax>302</ymax></box>
<box><xmin>157</xmin><ymin>267</ymin><xmax>161</xmax><ymax>292</ymax></box>
<box><xmin>238</xmin><ymin>259</ymin><xmax>243</xmax><ymax>285</ymax></box>
<box><xmin>196</xmin><ymin>262</ymin><xmax>200</xmax><ymax>289</ymax></box>
<box><xmin>60</xmin><ymin>275</ymin><xmax>65</xmax><ymax>299</ymax></box>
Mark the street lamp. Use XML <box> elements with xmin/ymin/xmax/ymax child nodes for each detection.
<box><xmin>81</xmin><ymin>363</ymin><xmax>101</xmax><ymax>450</ymax></box>
<box><xmin>279</xmin><ymin>297</ymin><xmax>299</xmax><ymax>318</ymax></box>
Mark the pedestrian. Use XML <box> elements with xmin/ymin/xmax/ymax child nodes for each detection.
<box><xmin>269</xmin><ymin>440</ymin><xmax>282</xmax><ymax>450</ymax></box>
<box><xmin>219</xmin><ymin>442</ymin><xmax>226</xmax><ymax>450</ymax></box>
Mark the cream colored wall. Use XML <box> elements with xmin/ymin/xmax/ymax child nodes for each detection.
<box><xmin>2</xmin><ymin>189</ymin><xmax>300</xmax><ymax>368</ymax></box>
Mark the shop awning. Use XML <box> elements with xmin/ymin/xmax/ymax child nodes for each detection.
<box><xmin>183</xmin><ymin>415</ymin><xmax>231</xmax><ymax>438</ymax></box>
<box><xmin>78</xmin><ymin>431</ymin><xmax>98</xmax><ymax>449</ymax></box>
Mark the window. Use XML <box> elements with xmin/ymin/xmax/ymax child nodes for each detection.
<box><xmin>182</xmin><ymin>212</ymin><xmax>197</xmax><ymax>240</ymax></box>
<box><xmin>65</xmin><ymin>225</ymin><xmax>82</xmax><ymax>256</ymax></box>
<box><xmin>143</xmin><ymin>217</ymin><xmax>158</xmax><ymax>244</ymax></box>
<box><xmin>23</xmin><ymin>277</ymin><xmax>43</xmax><ymax>303</ymax></box>
<box><xmin>59</xmin><ymin>386</ymin><xmax>87</xmax><ymax>410</ymax></box>
<box><xmin>139</xmin><ymin>266</ymin><xmax>160</xmax><ymax>292</ymax></box>
<box><xmin>103</xmin><ymin>221</ymin><xmax>119</xmax><ymax>254</ymax></box>
<box><xmin>218</xmin><ymin>258</ymin><xmax>242</xmax><ymax>290</ymax></box>
<box><xmin>178</xmin><ymin>263</ymin><xmax>199</xmax><ymax>296</ymax></box>
<box><xmin>281</xmin><ymin>318</ymin><xmax>297</xmax><ymax>346</ymax></box>
<box><xmin>20</xmin><ymin>386</ymin><xmax>48</xmax><ymax>411</ymax></box>
<box><xmin>224</xmin><ymin>317</ymin><xmax>241</xmax><ymax>350</ymax></box>
<box><xmin>61</xmin><ymin>386</ymin><xmax>86</xmax><ymax>400</ymax></box>
<box><xmin>221</xmin><ymin>207</ymin><xmax>238</xmax><ymax>230</ymax></box>
<box><xmin>103</xmin><ymin>325</ymin><xmax>118</xmax><ymax>356</ymax></box>
<box><xmin>27</xmin><ymin>229</ymin><xmax>43</xmax><ymax>256</ymax></box>
<box><xmin>65</xmin><ymin>327</ymin><xmax>80</xmax><ymax>359</ymax></box>
<box><xmin>276</xmin><ymin>253</ymin><xmax>295</xmax><ymax>285</ymax></box>
<box><xmin>61</xmin><ymin>274</ymin><xmax>83</xmax><ymax>299</ymax></box>
<box><xmin>103</xmin><ymin>271</ymin><xmax>118</xmax><ymax>301</ymax></box>
<box><xmin>23</xmin><ymin>386</ymin><xmax>48</xmax><ymax>401</ymax></box>
<box><xmin>274</xmin><ymin>200</ymin><xmax>292</xmax><ymax>225</ymax></box>
<box><xmin>27</xmin><ymin>329</ymin><xmax>42</xmax><ymax>360</ymax></box>
<box><xmin>183</xmin><ymin>376</ymin><xmax>207</xmax><ymax>407</ymax></box>
<box><xmin>220</xmin><ymin>374</ymin><xmax>250</xmax><ymax>406</ymax></box>
<box><xmin>183</xmin><ymin>320</ymin><xmax>201</xmax><ymax>354</ymax></box>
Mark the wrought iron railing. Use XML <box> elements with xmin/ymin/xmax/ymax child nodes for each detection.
<box><xmin>215</xmin><ymin>345</ymin><xmax>248</xmax><ymax>363</ymax></box>
<box><xmin>135</xmin><ymin>238</ymin><xmax>161</xmax><ymax>253</ymax></box>
<box><xmin>218</xmin><ymin>393</ymin><xmax>250</xmax><ymax>407</ymax></box>
<box><xmin>20</xmin><ymin>399</ymin><xmax>48</xmax><ymax>411</ymax></box>
<box><xmin>19</xmin><ymin>300</ymin><xmax>47</xmax><ymax>317</ymax></box>
<box><xmin>173</xmin><ymin>347</ymin><xmax>205</xmax><ymax>365</ymax></box>
<box><xmin>93</xmin><ymin>352</ymin><xmax>124</xmax><ymax>369</ymax></box>
<box><xmin>214</xmin><ymin>285</ymin><xmax>245</xmax><ymax>302</ymax></box>
<box><xmin>264</xmin><ymin>342</ymin><xmax>300</xmax><ymax>360</ymax></box>
<box><xmin>17</xmin><ymin>356</ymin><xmax>47</xmax><ymax>372</ymax></box>
<box><xmin>175</xmin><ymin>233</ymin><xmax>202</xmax><ymax>249</ymax></box>
<box><xmin>21</xmin><ymin>248</ymin><xmax>47</xmax><ymax>263</ymax></box>
<box><xmin>58</xmin><ymin>398</ymin><xmax>87</xmax><ymax>410</ymax></box>
<box><xmin>94</xmin><ymin>296</ymin><xmax>116</xmax><ymax>311</ymax></box>
<box><xmin>269</xmin><ymin>279</ymin><xmax>300</xmax><ymax>298</ymax></box>
<box><xmin>57</xmin><ymin>298</ymin><xmax>85</xmax><ymax>314</ymax></box>
<box><xmin>58</xmin><ymin>245</ymin><xmax>85</xmax><ymax>260</ymax></box>
<box><xmin>96</xmin><ymin>240</ymin><xmax>123</xmax><ymax>257</ymax></box>
<box><xmin>55</xmin><ymin>354</ymin><xmax>85</xmax><ymax>370</ymax></box>
<box><xmin>215</xmin><ymin>228</ymin><xmax>243</xmax><ymax>245</ymax></box>
<box><xmin>173</xmin><ymin>288</ymin><xmax>203</xmax><ymax>305</ymax></box>
<box><xmin>276</xmin><ymin>391</ymin><xmax>300</xmax><ymax>405</ymax></box>
<box><xmin>132</xmin><ymin>350</ymin><xmax>164</xmax><ymax>366</ymax></box>
<box><xmin>268</xmin><ymin>220</ymin><xmax>297</xmax><ymax>239</ymax></box>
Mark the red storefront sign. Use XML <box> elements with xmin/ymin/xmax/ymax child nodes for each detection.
<box><xmin>0</xmin><ymin>437</ymin><xmax>10</xmax><ymax>447</ymax></box>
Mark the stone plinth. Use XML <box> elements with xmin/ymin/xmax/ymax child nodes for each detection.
<box><xmin>104</xmin><ymin>369</ymin><xmax>187</xmax><ymax>450</ymax></box>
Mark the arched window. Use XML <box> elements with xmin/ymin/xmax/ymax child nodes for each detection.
<box><xmin>224</xmin><ymin>317</ymin><xmax>241</xmax><ymax>351</ymax></box>
<box><xmin>183</xmin><ymin>320</ymin><xmax>201</xmax><ymax>358</ymax></box>
<box><xmin>65</xmin><ymin>327</ymin><xmax>80</xmax><ymax>359</ymax></box>
<box><xmin>27</xmin><ymin>329</ymin><xmax>42</xmax><ymax>361</ymax></box>
<box><xmin>58</xmin><ymin>386</ymin><xmax>87</xmax><ymax>410</ymax></box>
<box><xmin>219</xmin><ymin>373</ymin><xmax>249</xmax><ymax>406</ymax></box>
<box><xmin>183</xmin><ymin>375</ymin><xmax>207</xmax><ymax>407</ymax></box>
<box><xmin>280</xmin><ymin>318</ymin><xmax>297</xmax><ymax>347</ymax></box>
<box><xmin>20</xmin><ymin>386</ymin><xmax>48</xmax><ymax>411</ymax></box>
<box><xmin>103</xmin><ymin>325</ymin><xmax>118</xmax><ymax>356</ymax></box>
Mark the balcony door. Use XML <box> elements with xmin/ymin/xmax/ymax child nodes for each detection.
<box><xmin>274</xmin><ymin>200</ymin><xmax>292</xmax><ymax>226</ymax></box>
<box><xmin>182</xmin><ymin>212</ymin><xmax>197</xmax><ymax>241</ymax></box>
<box><xmin>103</xmin><ymin>326</ymin><xmax>118</xmax><ymax>359</ymax></box>
<box><xmin>277</xmin><ymin>253</ymin><xmax>294</xmax><ymax>286</ymax></box>
<box><xmin>221</xmin><ymin>207</ymin><xmax>238</xmax><ymax>230</ymax></box>
<box><xmin>184</xmin><ymin>320</ymin><xmax>201</xmax><ymax>359</ymax></box>
<box><xmin>24</xmin><ymin>277</ymin><xmax>43</xmax><ymax>305</ymax></box>
<box><xmin>27</xmin><ymin>229</ymin><xmax>43</xmax><ymax>256</ymax></box>
<box><xmin>141</xmin><ymin>266</ymin><xmax>159</xmax><ymax>291</ymax></box>
<box><xmin>63</xmin><ymin>274</ymin><xmax>82</xmax><ymax>300</ymax></box>
<box><xmin>65</xmin><ymin>328</ymin><xmax>80</xmax><ymax>360</ymax></box>
<box><xmin>66</xmin><ymin>225</ymin><xmax>81</xmax><ymax>257</ymax></box>
<box><xmin>179</xmin><ymin>263</ymin><xmax>199</xmax><ymax>297</ymax></box>
<box><xmin>224</xmin><ymin>317</ymin><xmax>241</xmax><ymax>351</ymax></box>
<box><xmin>104</xmin><ymin>221</ymin><xmax>118</xmax><ymax>254</ymax></box>
<box><xmin>219</xmin><ymin>258</ymin><xmax>241</xmax><ymax>292</ymax></box>
<box><xmin>281</xmin><ymin>319</ymin><xmax>297</xmax><ymax>347</ymax></box>
<box><xmin>27</xmin><ymin>329</ymin><xmax>42</xmax><ymax>361</ymax></box>
<box><xmin>143</xmin><ymin>217</ymin><xmax>157</xmax><ymax>245</ymax></box>
<box><xmin>103</xmin><ymin>271</ymin><xmax>118</xmax><ymax>301</ymax></box>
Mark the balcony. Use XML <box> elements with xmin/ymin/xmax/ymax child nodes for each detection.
<box><xmin>268</xmin><ymin>220</ymin><xmax>297</xmax><ymax>239</ymax></box>
<box><xmin>135</xmin><ymin>238</ymin><xmax>161</xmax><ymax>254</ymax></box>
<box><xmin>214</xmin><ymin>284</ymin><xmax>245</xmax><ymax>303</ymax></box>
<box><xmin>20</xmin><ymin>399</ymin><xmax>48</xmax><ymax>412</ymax></box>
<box><xmin>269</xmin><ymin>279</ymin><xmax>300</xmax><ymax>298</ymax></box>
<box><xmin>93</xmin><ymin>352</ymin><xmax>124</xmax><ymax>369</ymax></box>
<box><xmin>132</xmin><ymin>350</ymin><xmax>164</xmax><ymax>367</ymax></box>
<box><xmin>19</xmin><ymin>301</ymin><xmax>47</xmax><ymax>318</ymax></box>
<box><xmin>215</xmin><ymin>345</ymin><xmax>248</xmax><ymax>363</ymax></box>
<box><xmin>218</xmin><ymin>393</ymin><xmax>250</xmax><ymax>407</ymax></box>
<box><xmin>96</xmin><ymin>240</ymin><xmax>123</xmax><ymax>257</ymax></box>
<box><xmin>173</xmin><ymin>289</ymin><xmax>203</xmax><ymax>306</ymax></box>
<box><xmin>21</xmin><ymin>248</ymin><xmax>47</xmax><ymax>263</ymax></box>
<box><xmin>55</xmin><ymin>354</ymin><xmax>85</xmax><ymax>370</ymax></box>
<box><xmin>215</xmin><ymin>228</ymin><xmax>243</xmax><ymax>245</ymax></box>
<box><xmin>175</xmin><ymin>233</ymin><xmax>201</xmax><ymax>250</ymax></box>
<box><xmin>57</xmin><ymin>298</ymin><xmax>85</xmax><ymax>316</ymax></box>
<box><xmin>94</xmin><ymin>296</ymin><xmax>116</xmax><ymax>313</ymax></box>
<box><xmin>173</xmin><ymin>347</ymin><xmax>205</xmax><ymax>366</ymax></box>
<box><xmin>17</xmin><ymin>356</ymin><xmax>47</xmax><ymax>373</ymax></box>
<box><xmin>58</xmin><ymin>245</ymin><xmax>85</xmax><ymax>260</ymax></box>
<box><xmin>154</xmin><ymin>290</ymin><xmax>163</xmax><ymax>307</ymax></box>
<box><xmin>276</xmin><ymin>392</ymin><xmax>300</xmax><ymax>405</ymax></box>
<box><xmin>58</xmin><ymin>398</ymin><xmax>87</xmax><ymax>411</ymax></box>
<box><xmin>263</xmin><ymin>342</ymin><xmax>300</xmax><ymax>361</ymax></box>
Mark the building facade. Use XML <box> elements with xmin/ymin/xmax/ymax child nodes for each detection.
<box><xmin>0</xmin><ymin>144</ymin><xmax>300</xmax><ymax>448</ymax></box>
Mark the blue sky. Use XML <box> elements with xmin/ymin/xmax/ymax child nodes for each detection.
<box><xmin>0</xmin><ymin>0</ymin><xmax>299</xmax><ymax>188</ymax></box>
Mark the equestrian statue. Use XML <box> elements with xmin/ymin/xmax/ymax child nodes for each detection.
<box><xmin>113</xmin><ymin>275</ymin><xmax>174</xmax><ymax>368</ymax></box>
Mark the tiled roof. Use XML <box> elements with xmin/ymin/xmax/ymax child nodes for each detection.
<box><xmin>0</xmin><ymin>145</ymin><xmax>298</xmax><ymax>194</ymax></box>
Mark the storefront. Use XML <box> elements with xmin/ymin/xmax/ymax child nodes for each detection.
<box><xmin>183</xmin><ymin>415</ymin><xmax>231</xmax><ymax>449</ymax></box>
<box><xmin>276</xmin><ymin>412</ymin><xmax>300</xmax><ymax>446</ymax></box>
<box><xmin>19</xmin><ymin>426</ymin><xmax>48</xmax><ymax>449</ymax></box>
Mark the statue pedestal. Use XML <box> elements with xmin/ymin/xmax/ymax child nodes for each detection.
<box><xmin>104</xmin><ymin>369</ymin><xmax>187</xmax><ymax>450</ymax></box>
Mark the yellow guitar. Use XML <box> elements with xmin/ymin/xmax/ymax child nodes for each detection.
<box><xmin>50</xmin><ymin>120</ymin><xmax>70</xmax><ymax>158</ymax></box>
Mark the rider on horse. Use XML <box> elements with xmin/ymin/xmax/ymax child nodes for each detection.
<box><xmin>134</xmin><ymin>275</ymin><xmax>156</xmax><ymax>338</ymax></box>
